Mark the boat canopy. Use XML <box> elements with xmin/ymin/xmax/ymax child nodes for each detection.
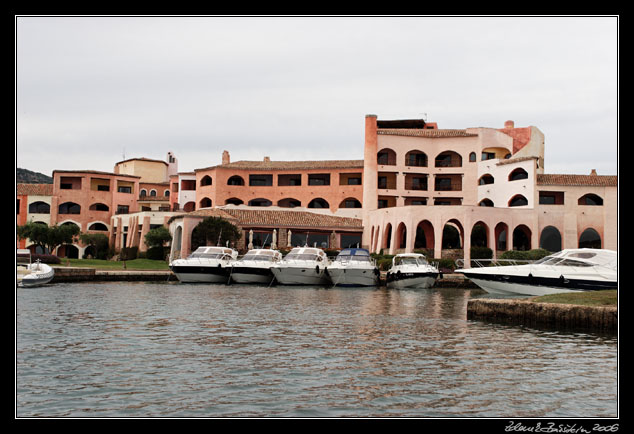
<box><xmin>335</xmin><ymin>248</ymin><xmax>371</xmax><ymax>261</ymax></box>
<box><xmin>393</xmin><ymin>253</ymin><xmax>428</xmax><ymax>266</ymax></box>
<box><xmin>284</xmin><ymin>247</ymin><xmax>327</xmax><ymax>261</ymax></box>
<box><xmin>241</xmin><ymin>249</ymin><xmax>282</xmax><ymax>261</ymax></box>
<box><xmin>189</xmin><ymin>246</ymin><xmax>238</xmax><ymax>259</ymax></box>
<box><xmin>535</xmin><ymin>249</ymin><xmax>617</xmax><ymax>270</ymax></box>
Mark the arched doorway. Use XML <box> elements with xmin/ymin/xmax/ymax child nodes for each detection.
<box><xmin>383</xmin><ymin>223</ymin><xmax>392</xmax><ymax>250</ymax></box>
<box><xmin>471</xmin><ymin>221</ymin><xmax>489</xmax><ymax>247</ymax></box>
<box><xmin>442</xmin><ymin>219</ymin><xmax>463</xmax><ymax>249</ymax></box>
<box><xmin>414</xmin><ymin>220</ymin><xmax>434</xmax><ymax>249</ymax></box>
<box><xmin>540</xmin><ymin>226</ymin><xmax>562</xmax><ymax>252</ymax></box>
<box><xmin>512</xmin><ymin>225</ymin><xmax>531</xmax><ymax>251</ymax></box>
<box><xmin>395</xmin><ymin>222</ymin><xmax>407</xmax><ymax>250</ymax></box>
<box><xmin>495</xmin><ymin>222</ymin><xmax>509</xmax><ymax>251</ymax></box>
<box><xmin>579</xmin><ymin>228</ymin><xmax>602</xmax><ymax>248</ymax></box>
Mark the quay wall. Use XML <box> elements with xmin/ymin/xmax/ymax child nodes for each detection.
<box><xmin>467</xmin><ymin>298</ymin><xmax>617</xmax><ymax>333</ymax></box>
<box><xmin>51</xmin><ymin>267</ymin><xmax>174</xmax><ymax>283</ymax></box>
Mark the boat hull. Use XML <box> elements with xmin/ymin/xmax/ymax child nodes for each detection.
<box><xmin>271</xmin><ymin>266</ymin><xmax>331</xmax><ymax>285</ymax></box>
<box><xmin>17</xmin><ymin>263</ymin><xmax>55</xmax><ymax>287</ymax></box>
<box><xmin>169</xmin><ymin>265</ymin><xmax>230</xmax><ymax>283</ymax></box>
<box><xmin>230</xmin><ymin>266</ymin><xmax>275</xmax><ymax>284</ymax></box>
<box><xmin>386</xmin><ymin>271</ymin><xmax>438</xmax><ymax>289</ymax></box>
<box><xmin>327</xmin><ymin>267</ymin><xmax>379</xmax><ymax>287</ymax></box>
<box><xmin>461</xmin><ymin>272</ymin><xmax>617</xmax><ymax>296</ymax></box>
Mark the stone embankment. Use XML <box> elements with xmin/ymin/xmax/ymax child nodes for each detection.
<box><xmin>51</xmin><ymin>267</ymin><xmax>174</xmax><ymax>282</ymax></box>
<box><xmin>467</xmin><ymin>298</ymin><xmax>617</xmax><ymax>333</ymax></box>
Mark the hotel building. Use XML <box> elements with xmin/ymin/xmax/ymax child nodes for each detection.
<box><xmin>17</xmin><ymin>114</ymin><xmax>617</xmax><ymax>263</ymax></box>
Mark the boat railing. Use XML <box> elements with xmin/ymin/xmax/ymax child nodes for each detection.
<box><xmin>454</xmin><ymin>258</ymin><xmax>535</xmax><ymax>269</ymax></box>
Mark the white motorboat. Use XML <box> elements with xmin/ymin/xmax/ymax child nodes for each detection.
<box><xmin>326</xmin><ymin>248</ymin><xmax>380</xmax><ymax>287</ymax></box>
<box><xmin>169</xmin><ymin>246</ymin><xmax>238</xmax><ymax>283</ymax></box>
<box><xmin>386</xmin><ymin>253</ymin><xmax>439</xmax><ymax>289</ymax></box>
<box><xmin>455</xmin><ymin>248</ymin><xmax>617</xmax><ymax>296</ymax></box>
<box><xmin>17</xmin><ymin>249</ymin><xmax>55</xmax><ymax>287</ymax></box>
<box><xmin>270</xmin><ymin>247</ymin><xmax>330</xmax><ymax>285</ymax></box>
<box><xmin>229</xmin><ymin>249</ymin><xmax>282</xmax><ymax>284</ymax></box>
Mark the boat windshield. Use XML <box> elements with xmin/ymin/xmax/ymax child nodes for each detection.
<box><xmin>188</xmin><ymin>252</ymin><xmax>226</xmax><ymax>259</ymax></box>
<box><xmin>533</xmin><ymin>256</ymin><xmax>592</xmax><ymax>267</ymax></box>
<box><xmin>241</xmin><ymin>254</ymin><xmax>277</xmax><ymax>262</ymax></box>
<box><xmin>336</xmin><ymin>249</ymin><xmax>371</xmax><ymax>262</ymax></box>
<box><xmin>394</xmin><ymin>256</ymin><xmax>427</xmax><ymax>266</ymax></box>
<box><xmin>285</xmin><ymin>253</ymin><xmax>322</xmax><ymax>261</ymax></box>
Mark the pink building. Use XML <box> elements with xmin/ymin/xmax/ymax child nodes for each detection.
<box><xmin>17</xmin><ymin>115</ymin><xmax>617</xmax><ymax>264</ymax></box>
<box><xmin>361</xmin><ymin>115</ymin><xmax>617</xmax><ymax>265</ymax></box>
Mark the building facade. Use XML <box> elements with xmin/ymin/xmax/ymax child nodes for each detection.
<box><xmin>17</xmin><ymin>114</ymin><xmax>618</xmax><ymax>263</ymax></box>
<box><xmin>361</xmin><ymin>115</ymin><xmax>617</xmax><ymax>265</ymax></box>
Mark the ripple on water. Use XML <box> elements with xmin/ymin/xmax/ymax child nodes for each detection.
<box><xmin>16</xmin><ymin>282</ymin><xmax>618</xmax><ymax>418</ymax></box>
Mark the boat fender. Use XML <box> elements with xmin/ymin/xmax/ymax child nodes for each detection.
<box><xmin>373</xmin><ymin>268</ymin><xmax>380</xmax><ymax>276</ymax></box>
<box><xmin>315</xmin><ymin>265</ymin><xmax>320</xmax><ymax>274</ymax></box>
<box><xmin>396</xmin><ymin>270</ymin><xmax>401</xmax><ymax>280</ymax></box>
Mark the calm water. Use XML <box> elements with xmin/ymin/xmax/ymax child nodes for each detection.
<box><xmin>16</xmin><ymin>282</ymin><xmax>618</xmax><ymax>418</ymax></box>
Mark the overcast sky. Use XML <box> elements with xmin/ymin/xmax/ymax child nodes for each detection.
<box><xmin>15</xmin><ymin>15</ymin><xmax>618</xmax><ymax>178</ymax></box>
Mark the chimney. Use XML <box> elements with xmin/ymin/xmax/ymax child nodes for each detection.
<box><xmin>590</xmin><ymin>169</ymin><xmax>597</xmax><ymax>176</ymax></box>
<box><xmin>504</xmin><ymin>120</ymin><xmax>515</xmax><ymax>129</ymax></box>
<box><xmin>263</xmin><ymin>156</ymin><xmax>270</xmax><ymax>163</ymax></box>
<box><xmin>222</xmin><ymin>150</ymin><xmax>230</xmax><ymax>165</ymax></box>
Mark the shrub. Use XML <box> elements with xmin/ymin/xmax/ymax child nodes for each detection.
<box><xmin>146</xmin><ymin>246</ymin><xmax>169</xmax><ymax>261</ymax></box>
<box><xmin>120</xmin><ymin>247</ymin><xmax>138</xmax><ymax>261</ymax></box>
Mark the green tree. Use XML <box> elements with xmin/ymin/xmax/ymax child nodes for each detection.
<box><xmin>17</xmin><ymin>222</ymin><xmax>80</xmax><ymax>254</ymax></box>
<box><xmin>144</xmin><ymin>226</ymin><xmax>173</xmax><ymax>260</ymax></box>
<box><xmin>191</xmin><ymin>217</ymin><xmax>241</xmax><ymax>251</ymax></box>
<box><xmin>79</xmin><ymin>233</ymin><xmax>110</xmax><ymax>259</ymax></box>
<box><xmin>144</xmin><ymin>226</ymin><xmax>172</xmax><ymax>248</ymax></box>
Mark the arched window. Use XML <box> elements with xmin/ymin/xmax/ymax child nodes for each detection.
<box><xmin>200</xmin><ymin>175</ymin><xmax>212</xmax><ymax>186</ymax></box>
<box><xmin>308</xmin><ymin>198</ymin><xmax>329</xmax><ymax>209</ymax></box>
<box><xmin>478</xmin><ymin>174</ymin><xmax>494</xmax><ymax>185</ymax></box>
<box><xmin>278</xmin><ymin>198</ymin><xmax>301</xmax><ymax>208</ymax></box>
<box><xmin>89</xmin><ymin>203</ymin><xmax>109</xmax><ymax>212</ymax></box>
<box><xmin>248</xmin><ymin>198</ymin><xmax>272</xmax><ymax>207</ymax></box>
<box><xmin>150</xmin><ymin>189</ymin><xmax>157</xmax><ymax>197</ymax></box>
<box><xmin>435</xmin><ymin>151</ymin><xmax>462</xmax><ymax>167</ymax></box>
<box><xmin>339</xmin><ymin>198</ymin><xmax>362</xmax><ymax>208</ymax></box>
<box><xmin>578</xmin><ymin>193</ymin><xmax>603</xmax><ymax>206</ymax></box>
<box><xmin>469</xmin><ymin>152</ymin><xmax>477</xmax><ymax>162</ymax></box>
<box><xmin>508</xmin><ymin>195</ymin><xmax>528</xmax><ymax>207</ymax></box>
<box><xmin>88</xmin><ymin>222</ymin><xmax>109</xmax><ymax>231</ymax></box>
<box><xmin>28</xmin><ymin>201</ymin><xmax>50</xmax><ymax>214</ymax></box>
<box><xmin>377</xmin><ymin>148</ymin><xmax>396</xmax><ymax>165</ymax></box>
<box><xmin>404</xmin><ymin>150</ymin><xmax>427</xmax><ymax>167</ymax></box>
<box><xmin>225</xmin><ymin>198</ymin><xmax>244</xmax><ymax>205</ymax></box>
<box><xmin>59</xmin><ymin>202</ymin><xmax>81</xmax><ymax>214</ymax></box>
<box><xmin>199</xmin><ymin>197</ymin><xmax>212</xmax><ymax>208</ymax></box>
<box><xmin>478</xmin><ymin>198</ymin><xmax>494</xmax><ymax>207</ymax></box>
<box><xmin>140</xmin><ymin>189</ymin><xmax>147</xmax><ymax>197</ymax></box>
<box><xmin>508</xmin><ymin>168</ymin><xmax>528</xmax><ymax>181</ymax></box>
<box><xmin>227</xmin><ymin>175</ymin><xmax>245</xmax><ymax>186</ymax></box>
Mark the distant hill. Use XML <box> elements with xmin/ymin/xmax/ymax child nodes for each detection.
<box><xmin>17</xmin><ymin>168</ymin><xmax>53</xmax><ymax>184</ymax></box>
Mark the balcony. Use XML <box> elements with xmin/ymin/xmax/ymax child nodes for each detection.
<box><xmin>434</xmin><ymin>175</ymin><xmax>462</xmax><ymax>192</ymax></box>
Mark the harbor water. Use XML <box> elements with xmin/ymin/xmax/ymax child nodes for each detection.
<box><xmin>16</xmin><ymin>282</ymin><xmax>618</xmax><ymax>418</ymax></box>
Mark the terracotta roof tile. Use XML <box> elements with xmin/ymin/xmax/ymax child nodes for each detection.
<box><xmin>17</xmin><ymin>183</ymin><xmax>54</xmax><ymax>196</ymax></box>
<box><xmin>169</xmin><ymin>207</ymin><xmax>363</xmax><ymax>231</ymax></box>
<box><xmin>377</xmin><ymin>128</ymin><xmax>478</xmax><ymax>138</ymax></box>
<box><xmin>199</xmin><ymin>160</ymin><xmax>364</xmax><ymax>171</ymax></box>
<box><xmin>537</xmin><ymin>174</ymin><xmax>617</xmax><ymax>187</ymax></box>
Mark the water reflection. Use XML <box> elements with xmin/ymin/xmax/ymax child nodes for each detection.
<box><xmin>16</xmin><ymin>282</ymin><xmax>617</xmax><ymax>418</ymax></box>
